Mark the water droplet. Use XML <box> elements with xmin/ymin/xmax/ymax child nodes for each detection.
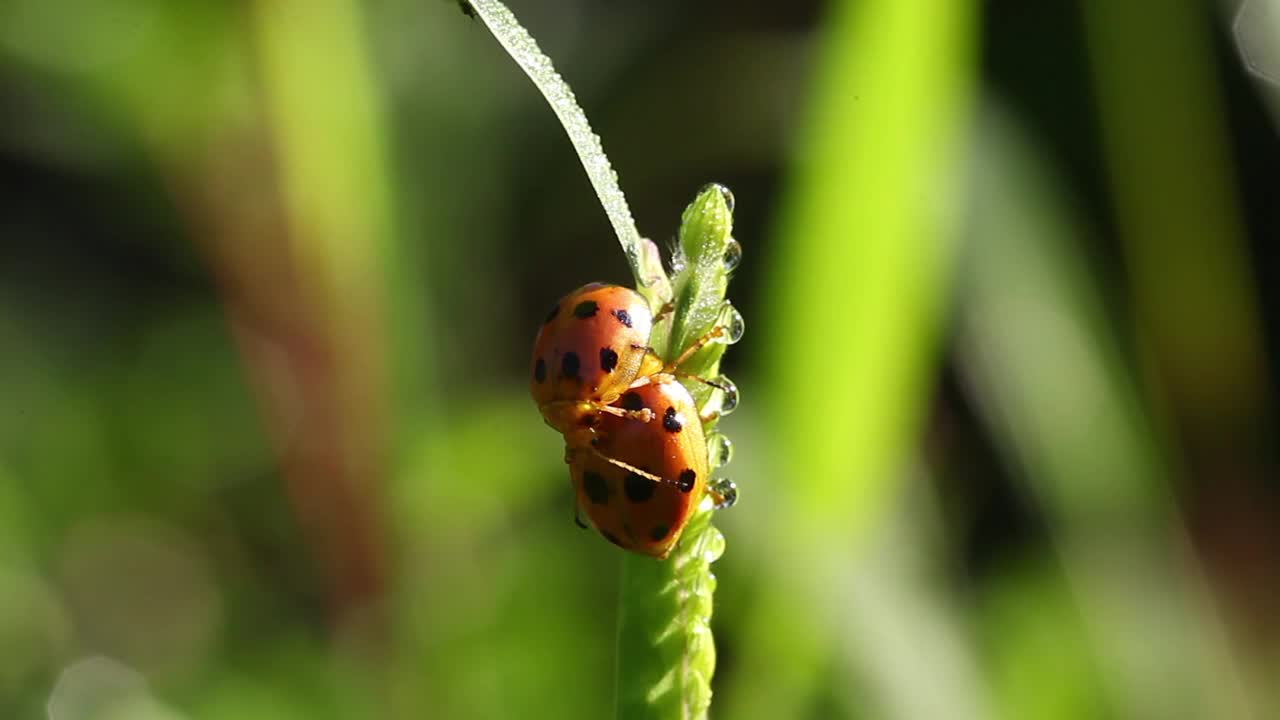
<box><xmin>713</xmin><ymin>375</ymin><xmax>739</xmax><ymax>415</ymax></box>
<box><xmin>710</xmin><ymin>478</ymin><xmax>738</xmax><ymax>510</ymax></box>
<box><xmin>702</xmin><ymin>526</ymin><xmax>726</xmax><ymax>563</ymax></box>
<box><xmin>723</xmin><ymin>239</ymin><xmax>742</xmax><ymax>272</ymax></box>
<box><xmin>719</xmin><ymin>303</ymin><xmax>744</xmax><ymax>345</ymax></box>
<box><xmin>699</xmin><ymin>182</ymin><xmax>735</xmax><ymax>213</ymax></box>
<box><xmin>706</xmin><ymin>433</ymin><xmax>734</xmax><ymax>468</ymax></box>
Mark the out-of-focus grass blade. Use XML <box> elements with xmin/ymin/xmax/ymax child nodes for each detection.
<box><xmin>766</xmin><ymin>0</ymin><xmax>975</xmax><ymax>538</ymax></box>
<box><xmin>957</xmin><ymin>105</ymin><xmax>1257</xmax><ymax>719</ymax></box>
<box><xmin>837</xmin><ymin>478</ymin><xmax>993</xmax><ymax>720</ymax></box>
<box><xmin>249</xmin><ymin>0</ymin><xmax>395</xmax><ymax>618</ymax></box>
<box><xmin>0</xmin><ymin>0</ymin><xmax>250</xmax><ymax>159</ymax></box>
<box><xmin>978</xmin><ymin>556</ymin><xmax>1109</xmax><ymax>720</ymax></box>
<box><xmin>723</xmin><ymin>0</ymin><xmax>977</xmax><ymax>715</ymax></box>
<box><xmin>252</xmin><ymin>0</ymin><xmax>393</xmax><ymax>310</ymax></box>
<box><xmin>1082</xmin><ymin>0</ymin><xmax>1270</xmax><ymax>458</ymax></box>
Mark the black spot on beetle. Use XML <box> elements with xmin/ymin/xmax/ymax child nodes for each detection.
<box><xmin>612</xmin><ymin>309</ymin><xmax>633</xmax><ymax>328</ymax></box>
<box><xmin>573</xmin><ymin>300</ymin><xmax>599</xmax><ymax>318</ymax></box>
<box><xmin>677</xmin><ymin>469</ymin><xmax>697</xmax><ymax>493</ymax></box>
<box><xmin>602</xmin><ymin>531</ymin><xmax>625</xmax><ymax>547</ymax></box>
<box><xmin>600</xmin><ymin>347</ymin><xmax>619</xmax><ymax>373</ymax></box>
<box><xmin>624</xmin><ymin>473</ymin><xmax>655</xmax><ymax>503</ymax></box>
<box><xmin>663</xmin><ymin>407</ymin><xmax>683</xmax><ymax>433</ymax></box>
<box><xmin>649</xmin><ymin>525</ymin><xmax>670</xmax><ymax>542</ymax></box>
<box><xmin>620</xmin><ymin>392</ymin><xmax>645</xmax><ymax>411</ymax></box>
<box><xmin>583</xmin><ymin>472</ymin><xmax>609</xmax><ymax>505</ymax></box>
<box><xmin>544</xmin><ymin>303</ymin><xmax>559</xmax><ymax>323</ymax></box>
<box><xmin>534</xmin><ymin>357</ymin><xmax>547</xmax><ymax>383</ymax></box>
<box><xmin>561</xmin><ymin>352</ymin><xmax>581</xmax><ymax>379</ymax></box>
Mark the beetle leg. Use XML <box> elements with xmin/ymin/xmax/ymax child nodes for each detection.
<box><xmin>586</xmin><ymin>446</ymin><xmax>686</xmax><ymax>490</ymax></box>
<box><xmin>651</xmin><ymin>300</ymin><xmax>676</xmax><ymax>323</ymax></box>
<box><xmin>597</xmin><ymin>403</ymin><xmax>653</xmax><ymax>423</ymax></box>
<box><xmin>662</xmin><ymin>325</ymin><xmax>729</xmax><ymax>373</ymax></box>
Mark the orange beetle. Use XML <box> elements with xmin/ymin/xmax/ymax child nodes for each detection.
<box><xmin>531</xmin><ymin>282</ymin><xmax>739</xmax><ymax>557</ymax></box>
<box><xmin>568</xmin><ymin>378</ymin><xmax>732</xmax><ymax>559</ymax></box>
<box><xmin>530</xmin><ymin>283</ymin><xmax>660</xmax><ymax>446</ymax></box>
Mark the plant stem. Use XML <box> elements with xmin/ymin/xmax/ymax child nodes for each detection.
<box><xmin>459</xmin><ymin>5</ymin><xmax>741</xmax><ymax>716</ymax></box>
<box><xmin>615</xmin><ymin>186</ymin><xmax>737</xmax><ymax>720</ymax></box>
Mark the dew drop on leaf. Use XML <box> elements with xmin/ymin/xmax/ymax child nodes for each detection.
<box><xmin>706</xmin><ymin>433</ymin><xmax>734</xmax><ymax>468</ymax></box>
<box><xmin>722</xmin><ymin>238</ymin><xmax>742</xmax><ymax>272</ymax></box>
<box><xmin>719</xmin><ymin>303</ymin><xmax>745</xmax><ymax>345</ymax></box>
<box><xmin>699</xmin><ymin>182</ymin><xmax>735</xmax><ymax>213</ymax></box>
<box><xmin>713</xmin><ymin>376</ymin><xmax>739</xmax><ymax>415</ymax></box>
<box><xmin>702</xmin><ymin>524</ymin><xmax>727</xmax><ymax>562</ymax></box>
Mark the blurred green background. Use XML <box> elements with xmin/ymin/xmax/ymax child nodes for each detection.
<box><xmin>2</xmin><ymin>0</ymin><xmax>1278</xmax><ymax>718</ymax></box>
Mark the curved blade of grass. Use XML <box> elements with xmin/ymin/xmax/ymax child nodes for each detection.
<box><xmin>463</xmin><ymin>0</ymin><xmax>650</xmax><ymax>292</ymax></box>
<box><xmin>615</xmin><ymin>186</ymin><xmax>737</xmax><ymax>720</ymax></box>
<box><xmin>1081</xmin><ymin>0</ymin><xmax>1267</xmax><ymax>441</ymax></box>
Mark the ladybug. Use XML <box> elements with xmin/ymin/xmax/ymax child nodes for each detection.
<box><xmin>568</xmin><ymin>377</ymin><xmax>733</xmax><ymax>559</ymax></box>
<box><xmin>530</xmin><ymin>283</ymin><xmax>661</xmax><ymax>446</ymax></box>
<box><xmin>530</xmin><ymin>282</ymin><xmax>737</xmax><ymax>437</ymax></box>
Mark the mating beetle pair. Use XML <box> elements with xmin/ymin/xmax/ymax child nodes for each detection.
<box><xmin>530</xmin><ymin>282</ymin><xmax>739</xmax><ymax>559</ymax></box>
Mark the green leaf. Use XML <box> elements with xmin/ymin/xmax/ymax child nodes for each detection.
<box><xmin>655</xmin><ymin>184</ymin><xmax>739</xmax><ymax>407</ymax></box>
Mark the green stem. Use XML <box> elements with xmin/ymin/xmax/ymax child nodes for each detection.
<box><xmin>460</xmin><ymin>5</ymin><xmax>741</xmax><ymax>716</ymax></box>
<box><xmin>615</xmin><ymin>187</ymin><xmax>737</xmax><ymax>720</ymax></box>
<box><xmin>615</xmin><ymin>507</ymin><xmax>723</xmax><ymax>720</ymax></box>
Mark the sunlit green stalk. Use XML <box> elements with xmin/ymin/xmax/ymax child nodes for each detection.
<box><xmin>616</xmin><ymin>187</ymin><xmax>737</xmax><ymax>720</ymax></box>
<box><xmin>459</xmin><ymin>4</ymin><xmax>739</xmax><ymax>717</ymax></box>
